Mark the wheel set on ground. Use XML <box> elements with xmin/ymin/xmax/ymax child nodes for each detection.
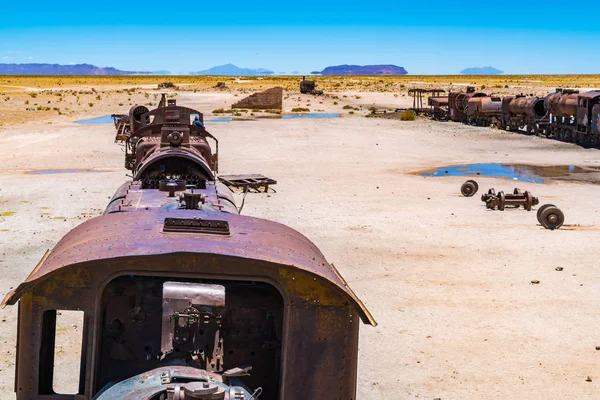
<box><xmin>536</xmin><ymin>204</ymin><xmax>565</xmax><ymax>230</ymax></box>
<box><xmin>461</xmin><ymin>180</ymin><xmax>565</xmax><ymax>230</ymax></box>
<box><xmin>460</xmin><ymin>180</ymin><xmax>479</xmax><ymax>197</ymax></box>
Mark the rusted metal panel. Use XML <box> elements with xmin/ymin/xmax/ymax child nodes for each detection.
<box><xmin>505</xmin><ymin>96</ymin><xmax>547</xmax><ymax>118</ymax></box>
<box><xmin>3</xmin><ymin>210</ymin><xmax>375</xmax><ymax>326</ymax></box>
<box><xmin>546</xmin><ymin>90</ymin><xmax>579</xmax><ymax>117</ymax></box>
<box><xmin>428</xmin><ymin>96</ymin><xmax>448</xmax><ymax>107</ymax></box>
<box><xmin>218</xmin><ymin>174</ymin><xmax>276</xmax><ymax>193</ymax></box>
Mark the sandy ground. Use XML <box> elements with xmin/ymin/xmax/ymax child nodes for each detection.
<box><xmin>0</xmin><ymin>90</ymin><xmax>599</xmax><ymax>399</ymax></box>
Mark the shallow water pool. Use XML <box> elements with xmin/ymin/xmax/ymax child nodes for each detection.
<box><xmin>75</xmin><ymin>115</ymin><xmax>114</xmax><ymax>124</ymax></box>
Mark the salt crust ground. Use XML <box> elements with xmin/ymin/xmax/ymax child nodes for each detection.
<box><xmin>0</xmin><ymin>91</ymin><xmax>598</xmax><ymax>399</ymax></box>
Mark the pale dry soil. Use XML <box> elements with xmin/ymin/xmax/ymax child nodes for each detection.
<box><xmin>0</xmin><ymin>91</ymin><xmax>598</xmax><ymax>399</ymax></box>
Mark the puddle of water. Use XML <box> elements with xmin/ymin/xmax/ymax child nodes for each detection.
<box><xmin>75</xmin><ymin>115</ymin><xmax>115</xmax><ymax>124</ymax></box>
<box><xmin>419</xmin><ymin>163</ymin><xmax>600</xmax><ymax>183</ymax></box>
<box><xmin>27</xmin><ymin>169</ymin><xmax>102</xmax><ymax>175</ymax></box>
<box><xmin>207</xmin><ymin>117</ymin><xmax>233</xmax><ymax>123</ymax></box>
<box><xmin>282</xmin><ymin>113</ymin><xmax>341</xmax><ymax>119</ymax></box>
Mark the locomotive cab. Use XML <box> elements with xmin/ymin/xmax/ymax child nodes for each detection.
<box><xmin>3</xmin><ymin>217</ymin><xmax>375</xmax><ymax>399</ymax></box>
<box><xmin>576</xmin><ymin>91</ymin><xmax>600</xmax><ymax>134</ymax></box>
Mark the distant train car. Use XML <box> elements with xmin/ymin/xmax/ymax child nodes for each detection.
<box><xmin>424</xmin><ymin>85</ymin><xmax>600</xmax><ymax>147</ymax></box>
<box><xmin>465</xmin><ymin>95</ymin><xmax>502</xmax><ymax>126</ymax></box>
<box><xmin>498</xmin><ymin>95</ymin><xmax>547</xmax><ymax>135</ymax></box>
<box><xmin>575</xmin><ymin>91</ymin><xmax>600</xmax><ymax>146</ymax></box>
<box><xmin>447</xmin><ymin>87</ymin><xmax>486</xmax><ymax>122</ymax></box>
<box><xmin>428</xmin><ymin>96</ymin><xmax>449</xmax><ymax>121</ymax></box>
<box><xmin>3</xmin><ymin>97</ymin><xmax>375</xmax><ymax>399</ymax></box>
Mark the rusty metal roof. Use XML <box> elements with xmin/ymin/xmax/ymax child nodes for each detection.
<box><xmin>577</xmin><ymin>90</ymin><xmax>600</xmax><ymax>100</ymax></box>
<box><xmin>3</xmin><ymin>210</ymin><xmax>375</xmax><ymax>325</ymax></box>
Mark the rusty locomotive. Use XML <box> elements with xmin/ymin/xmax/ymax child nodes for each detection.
<box><xmin>428</xmin><ymin>87</ymin><xmax>600</xmax><ymax>147</ymax></box>
<box><xmin>3</xmin><ymin>96</ymin><xmax>375</xmax><ymax>399</ymax></box>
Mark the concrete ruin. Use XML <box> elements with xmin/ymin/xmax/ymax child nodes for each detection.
<box><xmin>232</xmin><ymin>87</ymin><xmax>283</xmax><ymax>110</ymax></box>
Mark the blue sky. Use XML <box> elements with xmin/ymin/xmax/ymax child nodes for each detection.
<box><xmin>1</xmin><ymin>0</ymin><xmax>598</xmax><ymax>74</ymax></box>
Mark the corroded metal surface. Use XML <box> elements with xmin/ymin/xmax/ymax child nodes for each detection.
<box><xmin>483</xmin><ymin>190</ymin><xmax>539</xmax><ymax>211</ymax></box>
<box><xmin>5</xmin><ymin>97</ymin><xmax>375</xmax><ymax>400</ymax></box>
<box><xmin>537</xmin><ymin>204</ymin><xmax>565</xmax><ymax>230</ymax></box>
<box><xmin>300</xmin><ymin>77</ymin><xmax>323</xmax><ymax>95</ymax></box>
<box><xmin>460</xmin><ymin>180</ymin><xmax>479</xmax><ymax>197</ymax></box>
<box><xmin>424</xmin><ymin>86</ymin><xmax>600</xmax><ymax>147</ymax></box>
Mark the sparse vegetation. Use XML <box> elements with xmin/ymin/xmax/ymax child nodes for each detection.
<box><xmin>291</xmin><ymin>107</ymin><xmax>310</xmax><ymax>112</ymax></box>
<box><xmin>400</xmin><ymin>110</ymin><xmax>417</xmax><ymax>121</ymax></box>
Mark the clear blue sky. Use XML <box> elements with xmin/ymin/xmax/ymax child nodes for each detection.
<box><xmin>1</xmin><ymin>0</ymin><xmax>598</xmax><ymax>74</ymax></box>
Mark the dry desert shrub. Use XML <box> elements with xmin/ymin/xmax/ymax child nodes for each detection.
<box><xmin>400</xmin><ymin>110</ymin><xmax>417</xmax><ymax>121</ymax></box>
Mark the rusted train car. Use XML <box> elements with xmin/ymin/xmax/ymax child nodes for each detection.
<box><xmin>497</xmin><ymin>95</ymin><xmax>547</xmax><ymax>135</ymax></box>
<box><xmin>429</xmin><ymin>87</ymin><xmax>600</xmax><ymax>147</ymax></box>
<box><xmin>3</xmin><ymin>98</ymin><xmax>375</xmax><ymax>399</ymax></box>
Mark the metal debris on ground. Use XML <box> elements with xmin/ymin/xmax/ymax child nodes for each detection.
<box><xmin>537</xmin><ymin>204</ymin><xmax>565</xmax><ymax>230</ymax></box>
<box><xmin>300</xmin><ymin>76</ymin><xmax>323</xmax><ymax>95</ymax></box>
<box><xmin>460</xmin><ymin>180</ymin><xmax>479</xmax><ymax>197</ymax></box>
<box><xmin>219</xmin><ymin>174</ymin><xmax>277</xmax><ymax>193</ymax></box>
<box><xmin>482</xmin><ymin>189</ymin><xmax>539</xmax><ymax>211</ymax></box>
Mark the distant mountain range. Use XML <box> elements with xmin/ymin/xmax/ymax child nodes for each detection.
<box><xmin>0</xmin><ymin>63</ymin><xmax>158</xmax><ymax>75</ymax></box>
<box><xmin>0</xmin><ymin>62</ymin><xmax>413</xmax><ymax>76</ymax></box>
<box><xmin>190</xmin><ymin>64</ymin><xmax>274</xmax><ymax>76</ymax></box>
<box><xmin>460</xmin><ymin>66</ymin><xmax>503</xmax><ymax>75</ymax></box>
<box><xmin>313</xmin><ymin>65</ymin><xmax>408</xmax><ymax>76</ymax></box>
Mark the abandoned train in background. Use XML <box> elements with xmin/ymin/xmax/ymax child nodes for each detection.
<box><xmin>2</xmin><ymin>96</ymin><xmax>375</xmax><ymax>399</ymax></box>
<box><xmin>427</xmin><ymin>87</ymin><xmax>600</xmax><ymax>147</ymax></box>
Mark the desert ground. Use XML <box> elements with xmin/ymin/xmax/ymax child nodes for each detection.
<box><xmin>0</xmin><ymin>76</ymin><xmax>598</xmax><ymax>399</ymax></box>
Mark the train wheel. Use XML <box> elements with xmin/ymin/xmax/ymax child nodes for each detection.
<box><xmin>524</xmin><ymin>191</ymin><xmax>533</xmax><ymax>211</ymax></box>
<box><xmin>461</xmin><ymin>180</ymin><xmax>479</xmax><ymax>197</ymax></box>
<box><xmin>536</xmin><ymin>204</ymin><xmax>556</xmax><ymax>224</ymax></box>
<box><xmin>498</xmin><ymin>191</ymin><xmax>506</xmax><ymax>211</ymax></box>
<box><xmin>564</xmin><ymin>129</ymin><xmax>573</xmax><ymax>143</ymax></box>
<box><xmin>539</xmin><ymin>206</ymin><xmax>564</xmax><ymax>230</ymax></box>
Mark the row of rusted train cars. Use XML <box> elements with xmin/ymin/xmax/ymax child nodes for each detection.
<box><xmin>426</xmin><ymin>87</ymin><xmax>600</xmax><ymax>147</ymax></box>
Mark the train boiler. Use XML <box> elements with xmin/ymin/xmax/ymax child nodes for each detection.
<box><xmin>2</xmin><ymin>98</ymin><xmax>376</xmax><ymax>399</ymax></box>
<box><xmin>464</xmin><ymin>95</ymin><xmax>503</xmax><ymax>126</ymax></box>
<box><xmin>497</xmin><ymin>95</ymin><xmax>547</xmax><ymax>134</ymax></box>
<box><xmin>545</xmin><ymin>89</ymin><xmax>579</xmax><ymax>142</ymax></box>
